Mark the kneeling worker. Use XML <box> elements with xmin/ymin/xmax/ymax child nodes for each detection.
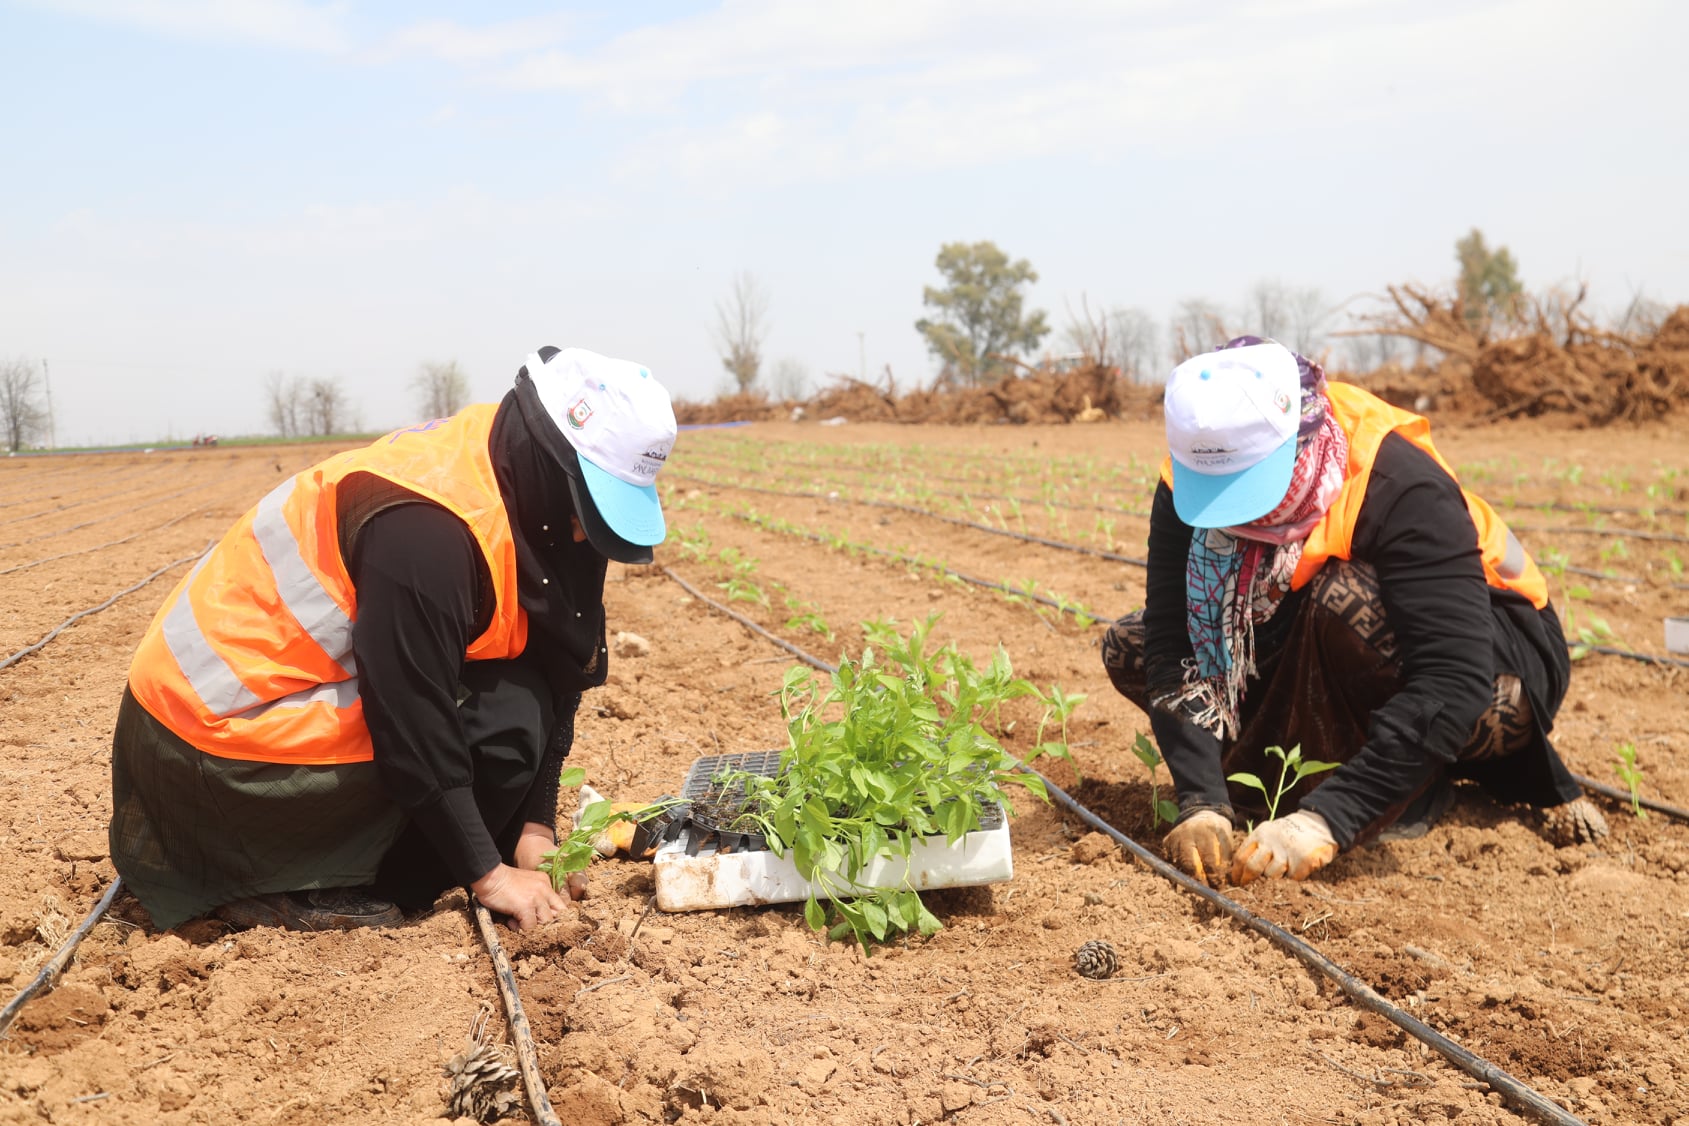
<box><xmin>1101</xmin><ymin>336</ymin><xmax>1606</xmax><ymax>887</ymax></box>
<box><xmin>110</xmin><ymin>348</ymin><xmax>676</xmax><ymax>931</ymax></box>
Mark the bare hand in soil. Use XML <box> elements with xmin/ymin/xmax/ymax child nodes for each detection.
<box><xmin>1162</xmin><ymin>810</ymin><xmax>1234</xmax><ymax>887</ymax></box>
<box><xmin>513</xmin><ymin>821</ymin><xmax>556</xmax><ymax>871</ymax></box>
<box><xmin>471</xmin><ymin>864</ymin><xmax>570</xmax><ymax>930</ymax></box>
<box><xmin>1540</xmin><ymin>797</ymin><xmax>1610</xmax><ymax>846</ymax></box>
<box><xmin>1232</xmin><ymin>811</ymin><xmax>1338</xmax><ymax>886</ymax></box>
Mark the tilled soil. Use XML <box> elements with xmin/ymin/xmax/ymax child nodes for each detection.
<box><xmin>1</xmin><ymin>418</ymin><xmax>1685</xmax><ymax>1126</ymax></box>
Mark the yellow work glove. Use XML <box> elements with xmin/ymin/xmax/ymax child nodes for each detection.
<box><xmin>1231</xmin><ymin>810</ymin><xmax>1337</xmax><ymax>886</ymax></box>
<box><xmin>590</xmin><ymin>802</ymin><xmax>657</xmax><ymax>857</ymax></box>
<box><xmin>1162</xmin><ymin>810</ymin><xmax>1234</xmax><ymax>888</ymax></box>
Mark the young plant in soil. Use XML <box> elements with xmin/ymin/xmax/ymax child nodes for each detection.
<box><xmin>713</xmin><ymin>614</ymin><xmax>1071</xmax><ymax>955</ymax></box>
<box><xmin>1227</xmin><ymin>744</ymin><xmax>1339</xmax><ymax>825</ymax></box>
<box><xmin>536</xmin><ymin>768</ymin><xmax>674</xmax><ymax>890</ymax></box>
<box><xmin>1129</xmin><ymin>733</ymin><xmax>1180</xmax><ymax>829</ymax></box>
<box><xmin>1613</xmin><ymin>742</ymin><xmax>1648</xmax><ymax>820</ymax></box>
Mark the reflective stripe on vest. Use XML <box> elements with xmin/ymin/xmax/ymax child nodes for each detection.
<box><xmin>128</xmin><ymin>404</ymin><xmax>525</xmax><ymax>764</ymax></box>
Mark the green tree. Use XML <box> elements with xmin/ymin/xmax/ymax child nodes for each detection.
<box><xmin>916</xmin><ymin>241</ymin><xmax>1050</xmax><ymax>385</ymax></box>
<box><xmin>1455</xmin><ymin>228</ymin><xmax>1523</xmax><ymax>332</ymax></box>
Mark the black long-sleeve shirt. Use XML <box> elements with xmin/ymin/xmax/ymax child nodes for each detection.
<box><xmin>348</xmin><ymin>502</ymin><xmax>569</xmax><ymax>885</ymax></box>
<box><xmin>1144</xmin><ymin>432</ymin><xmax>1568</xmax><ymax>847</ymax></box>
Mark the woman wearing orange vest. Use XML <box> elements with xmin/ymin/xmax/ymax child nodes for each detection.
<box><xmin>109</xmin><ymin>347</ymin><xmax>676</xmax><ymax>931</ymax></box>
<box><xmin>1100</xmin><ymin>337</ymin><xmax>1607</xmax><ymax>887</ymax></box>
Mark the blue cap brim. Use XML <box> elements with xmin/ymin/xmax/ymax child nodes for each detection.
<box><xmin>577</xmin><ymin>455</ymin><xmax>666</xmax><ymax>547</ymax></box>
<box><xmin>1170</xmin><ymin>437</ymin><xmax>1297</xmax><ymax>528</ymax></box>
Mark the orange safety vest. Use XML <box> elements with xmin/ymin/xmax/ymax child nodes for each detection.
<box><xmin>1159</xmin><ymin>382</ymin><xmax>1549</xmax><ymax>608</ymax></box>
<box><xmin>128</xmin><ymin>405</ymin><xmax>527</xmax><ymax>764</ymax></box>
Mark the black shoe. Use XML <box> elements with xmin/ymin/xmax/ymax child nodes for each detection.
<box><xmin>1376</xmin><ymin>780</ymin><xmax>1457</xmax><ymax>842</ymax></box>
<box><xmin>215</xmin><ymin>887</ymin><xmax>403</xmax><ymax>931</ymax></box>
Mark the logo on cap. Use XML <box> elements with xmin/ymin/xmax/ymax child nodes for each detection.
<box><xmin>1273</xmin><ymin>389</ymin><xmax>1292</xmax><ymax>414</ymax></box>
<box><xmin>566</xmin><ymin>398</ymin><xmax>593</xmax><ymax>430</ymax></box>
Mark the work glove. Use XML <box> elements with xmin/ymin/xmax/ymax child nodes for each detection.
<box><xmin>1232</xmin><ymin>810</ymin><xmax>1338</xmax><ymax>886</ymax></box>
<box><xmin>1162</xmin><ymin>809</ymin><xmax>1234</xmax><ymax>888</ymax></box>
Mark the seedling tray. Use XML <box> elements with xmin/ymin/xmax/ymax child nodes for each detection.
<box><xmin>653</xmin><ymin>751</ymin><xmax>1014</xmax><ymax>913</ymax></box>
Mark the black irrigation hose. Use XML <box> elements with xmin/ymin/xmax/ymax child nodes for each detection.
<box><xmin>677</xmin><ymin>473</ymin><xmax>1689</xmax><ymax>668</ymax></box>
<box><xmin>1497</xmin><ymin>498</ymin><xmax>1689</xmax><ymax>520</ymax></box>
<box><xmin>0</xmin><ymin>465</ymin><xmax>183</xmax><ymax>528</ymax></box>
<box><xmin>707</xmin><ymin>506</ymin><xmax>1107</xmax><ymax>623</ymax></box>
<box><xmin>0</xmin><ymin>482</ymin><xmax>216</xmax><ymax>550</ymax></box>
<box><xmin>0</xmin><ymin>544</ymin><xmax>208</xmax><ymax>672</ymax></box>
<box><xmin>659</xmin><ymin>568</ymin><xmax>1585</xmax><ymax>1126</ymax></box>
<box><xmin>0</xmin><ymin>878</ymin><xmax>124</xmax><ymax>1037</ymax></box>
<box><xmin>1039</xmin><ymin>777</ymin><xmax>1583</xmax><ymax>1126</ymax></box>
<box><xmin>1573</xmin><ymin>773</ymin><xmax>1689</xmax><ymax>822</ymax></box>
<box><xmin>1513</xmin><ymin>523</ymin><xmax>1689</xmax><ymax>546</ymax></box>
<box><xmin>666</xmin><ymin>471</ymin><xmax>1149</xmax><ymax>568</ymax></box>
<box><xmin>0</xmin><ymin>506</ymin><xmax>209</xmax><ymax>577</ymax></box>
<box><xmin>1580</xmin><ymin>644</ymin><xmax>1689</xmax><ymax>670</ymax></box>
<box><xmin>677</xmin><ymin>448</ymin><xmax>1154</xmax><ymax>520</ymax></box>
<box><xmin>663</xmin><ymin>567</ymin><xmax>839</xmax><ymax>672</ymax></box>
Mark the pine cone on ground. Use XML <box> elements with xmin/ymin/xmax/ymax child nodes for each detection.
<box><xmin>1074</xmin><ymin>939</ymin><xmax>1119</xmax><ymax>980</ymax></box>
<box><xmin>1540</xmin><ymin>798</ymin><xmax>1610</xmax><ymax>847</ymax></box>
<box><xmin>443</xmin><ymin>1008</ymin><xmax>522</xmax><ymax>1123</ymax></box>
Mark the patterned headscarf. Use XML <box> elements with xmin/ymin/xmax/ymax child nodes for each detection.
<box><xmin>1174</xmin><ymin>337</ymin><xmax>1350</xmax><ymax>740</ymax></box>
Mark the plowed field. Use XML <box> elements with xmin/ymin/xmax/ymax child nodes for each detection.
<box><xmin>2</xmin><ymin>417</ymin><xmax>1685</xmax><ymax>1126</ymax></box>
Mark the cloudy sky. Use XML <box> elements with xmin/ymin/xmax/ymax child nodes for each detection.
<box><xmin>2</xmin><ymin>0</ymin><xmax>1684</xmax><ymax>446</ymax></box>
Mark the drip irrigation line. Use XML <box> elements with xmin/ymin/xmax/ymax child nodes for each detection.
<box><xmin>0</xmin><ymin>506</ymin><xmax>208</xmax><ymax>577</ymax></box>
<box><xmin>663</xmin><ymin>567</ymin><xmax>839</xmax><ymax>671</ymax></box>
<box><xmin>1497</xmin><ymin>498</ymin><xmax>1689</xmax><ymax>520</ymax></box>
<box><xmin>666</xmin><ymin>471</ymin><xmax>1150</xmax><ymax>568</ymax></box>
<box><xmin>708</xmin><ymin>506</ymin><xmax>1109</xmax><ymax>624</ymax></box>
<box><xmin>1573</xmin><ymin>774</ymin><xmax>1689</xmax><ymax>823</ymax></box>
<box><xmin>0</xmin><ymin>481</ymin><xmax>216</xmax><ymax>550</ymax></box>
<box><xmin>1579</xmin><ymin>644</ymin><xmax>1689</xmax><ymax>670</ymax></box>
<box><xmin>1559</xmin><ymin>565</ymin><xmax>1642</xmax><ymax>585</ymax></box>
<box><xmin>660</xmin><ymin>568</ymin><xmax>1585</xmax><ymax>1126</ymax></box>
<box><xmin>0</xmin><ymin>466</ymin><xmax>183</xmax><ymax>528</ymax></box>
<box><xmin>677</xmin><ymin>449</ymin><xmax>1152</xmax><ymax>520</ymax></box>
<box><xmin>0</xmin><ymin>543</ymin><xmax>208</xmax><ymax>672</ymax></box>
<box><xmin>679</xmin><ymin>475</ymin><xmax>1689</xmax><ymax>666</ymax></box>
<box><xmin>1036</xmin><ymin>775</ymin><xmax>1583</xmax><ymax>1126</ymax></box>
<box><xmin>1514</xmin><ymin>523</ymin><xmax>1689</xmax><ymax>546</ymax></box>
<box><xmin>0</xmin><ymin>878</ymin><xmax>124</xmax><ymax>1037</ymax></box>
<box><xmin>470</xmin><ymin>898</ymin><xmax>562</xmax><ymax>1126</ymax></box>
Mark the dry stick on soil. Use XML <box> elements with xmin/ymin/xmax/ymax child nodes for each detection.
<box><xmin>662</xmin><ymin>571</ymin><xmax>1588</xmax><ymax>1126</ymax></box>
<box><xmin>468</xmin><ymin>898</ymin><xmax>562</xmax><ymax>1126</ymax></box>
<box><xmin>0</xmin><ymin>544</ymin><xmax>211</xmax><ymax>671</ymax></box>
<box><xmin>0</xmin><ymin>877</ymin><xmax>124</xmax><ymax>1036</ymax></box>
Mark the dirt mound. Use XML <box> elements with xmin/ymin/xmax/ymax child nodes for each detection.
<box><xmin>675</xmin><ymin>361</ymin><xmax>1166</xmax><ymax>427</ymax></box>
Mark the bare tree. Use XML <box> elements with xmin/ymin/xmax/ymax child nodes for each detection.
<box><xmin>1169</xmin><ymin>299</ymin><xmax>1230</xmax><ymax>362</ymax></box>
<box><xmin>1110</xmin><ymin>307</ymin><xmax>1161</xmax><ymax>383</ymax></box>
<box><xmin>265</xmin><ymin>372</ymin><xmax>306</xmax><ymax>438</ymax></box>
<box><xmin>1285</xmin><ymin>286</ymin><xmax>1329</xmax><ymax>356</ymax></box>
<box><xmin>0</xmin><ymin>357</ymin><xmax>48</xmax><ymax>453</ymax></box>
<box><xmin>1613</xmin><ymin>288</ymin><xmax>1671</xmax><ymax>337</ymax></box>
<box><xmin>413</xmin><ymin>360</ymin><xmax>471</xmax><ymax>421</ymax></box>
<box><xmin>1062</xmin><ymin>298</ymin><xmax>1163</xmax><ymax>383</ymax></box>
<box><xmin>769</xmin><ymin>357</ymin><xmax>810</xmax><ymax>401</ymax></box>
<box><xmin>307</xmin><ymin>378</ymin><xmax>350</xmax><ymax>436</ymax></box>
<box><xmin>1247</xmin><ymin>279</ymin><xmax>1328</xmax><ymax>356</ymax></box>
<box><xmin>714</xmin><ymin>271</ymin><xmax>769</xmax><ymax>393</ymax></box>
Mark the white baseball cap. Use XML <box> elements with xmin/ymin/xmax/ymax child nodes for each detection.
<box><xmin>1163</xmin><ymin>341</ymin><xmax>1302</xmax><ymax>528</ymax></box>
<box><xmin>524</xmin><ymin>348</ymin><xmax>676</xmax><ymax>555</ymax></box>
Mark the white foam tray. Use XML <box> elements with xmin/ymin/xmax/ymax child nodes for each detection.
<box><xmin>653</xmin><ymin>812</ymin><xmax>1014</xmax><ymax>912</ymax></box>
